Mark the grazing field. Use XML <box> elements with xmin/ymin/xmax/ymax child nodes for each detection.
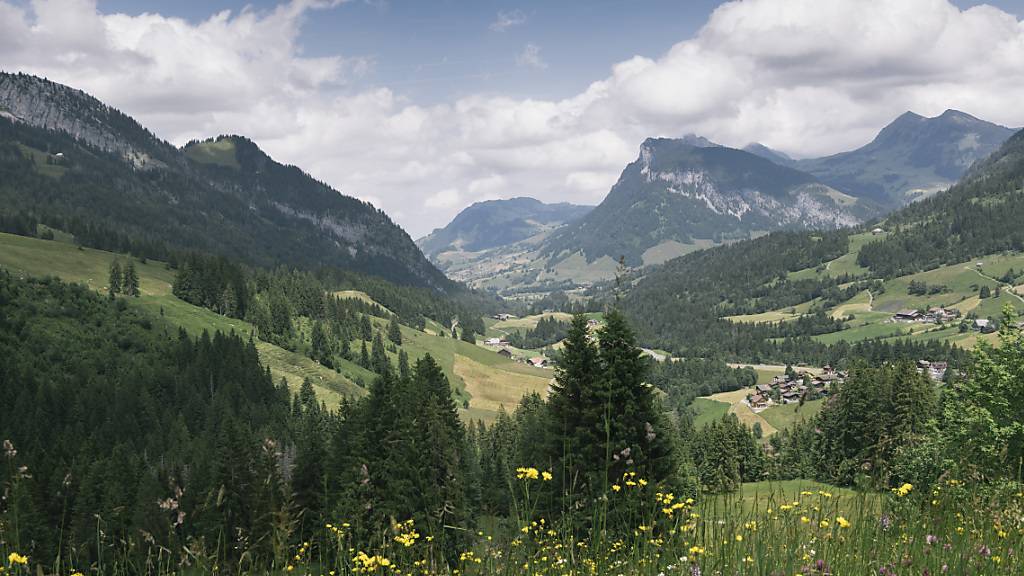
<box><xmin>489</xmin><ymin>312</ymin><xmax>574</xmax><ymax>332</ymax></box>
<box><xmin>707</xmin><ymin>387</ymin><xmax>778</xmax><ymax>436</ymax></box>
<box><xmin>760</xmin><ymin>398</ymin><xmax>825</xmax><ymax>431</ymax></box>
<box><xmin>453</xmin><ymin>354</ymin><xmax>552</xmax><ymax>422</ymax></box>
<box><xmin>332</xmin><ymin>289</ymin><xmax>390</xmax><ymax>311</ymax></box>
<box><xmin>690</xmin><ymin>397</ymin><xmax>730</xmax><ymax>428</ymax></box>
<box><xmin>738</xmin><ymin>250</ymin><xmax>1024</xmax><ymax>348</ymax></box>
<box><xmin>788</xmin><ymin>231</ymin><xmax>879</xmax><ymax>281</ymax></box>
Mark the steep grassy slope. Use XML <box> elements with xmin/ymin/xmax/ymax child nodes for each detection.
<box><xmin>0</xmin><ymin>231</ymin><xmax>553</xmax><ymax>421</ymax></box>
<box><xmin>0</xmin><ymin>231</ymin><xmax>367</xmax><ymax>406</ymax></box>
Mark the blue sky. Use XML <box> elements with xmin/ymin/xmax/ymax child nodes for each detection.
<box><xmin>92</xmin><ymin>0</ymin><xmax>1022</xmax><ymax>105</ymax></box>
<box><xmin>3</xmin><ymin>0</ymin><xmax>1024</xmax><ymax>235</ymax></box>
<box><xmin>96</xmin><ymin>0</ymin><xmax>725</xmax><ymax>102</ymax></box>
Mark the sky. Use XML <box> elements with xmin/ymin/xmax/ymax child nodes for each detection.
<box><xmin>2</xmin><ymin>0</ymin><xmax>1024</xmax><ymax>237</ymax></box>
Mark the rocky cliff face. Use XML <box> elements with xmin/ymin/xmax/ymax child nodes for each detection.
<box><xmin>0</xmin><ymin>72</ymin><xmax>173</xmax><ymax>168</ymax></box>
<box><xmin>541</xmin><ymin>139</ymin><xmax>868</xmax><ymax>267</ymax></box>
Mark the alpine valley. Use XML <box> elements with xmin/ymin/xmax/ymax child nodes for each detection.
<box><xmin>4</xmin><ymin>11</ymin><xmax>1024</xmax><ymax>576</ymax></box>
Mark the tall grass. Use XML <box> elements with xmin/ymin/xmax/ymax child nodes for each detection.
<box><xmin>4</xmin><ymin>470</ymin><xmax>1022</xmax><ymax>575</ymax></box>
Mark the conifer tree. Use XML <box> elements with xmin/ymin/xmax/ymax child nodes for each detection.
<box><xmin>583</xmin><ymin>310</ymin><xmax>677</xmax><ymax>496</ymax></box>
<box><xmin>398</xmin><ymin>349</ymin><xmax>410</xmax><ymax>381</ymax></box>
<box><xmin>108</xmin><ymin>260</ymin><xmax>122</xmax><ymax>296</ymax></box>
<box><xmin>547</xmin><ymin>314</ymin><xmax>600</xmax><ymax>502</ymax></box>
<box><xmin>123</xmin><ymin>261</ymin><xmax>140</xmax><ymax>297</ymax></box>
<box><xmin>388</xmin><ymin>314</ymin><xmax>403</xmax><ymax>345</ymax></box>
<box><xmin>360</xmin><ymin>314</ymin><xmax>373</xmax><ymax>341</ymax></box>
<box><xmin>371</xmin><ymin>332</ymin><xmax>389</xmax><ymax>375</ymax></box>
<box><xmin>359</xmin><ymin>340</ymin><xmax>370</xmax><ymax>369</ymax></box>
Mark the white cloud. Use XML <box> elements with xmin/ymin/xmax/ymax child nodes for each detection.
<box><xmin>489</xmin><ymin>9</ymin><xmax>526</xmax><ymax>32</ymax></box>
<box><xmin>2</xmin><ymin>0</ymin><xmax>1024</xmax><ymax>238</ymax></box>
<box><xmin>424</xmin><ymin>188</ymin><xmax>461</xmax><ymax>209</ymax></box>
<box><xmin>515</xmin><ymin>43</ymin><xmax>547</xmax><ymax>69</ymax></box>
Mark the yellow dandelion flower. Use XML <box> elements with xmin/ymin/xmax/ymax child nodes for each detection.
<box><xmin>836</xmin><ymin>516</ymin><xmax>850</xmax><ymax>528</ymax></box>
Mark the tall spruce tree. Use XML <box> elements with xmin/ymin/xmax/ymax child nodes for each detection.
<box><xmin>547</xmin><ymin>314</ymin><xmax>600</xmax><ymax>504</ymax></box>
<box><xmin>123</xmin><ymin>261</ymin><xmax>140</xmax><ymax>297</ymax></box>
<box><xmin>388</xmin><ymin>315</ymin><xmax>403</xmax><ymax>345</ymax></box>
<box><xmin>108</xmin><ymin>260</ymin><xmax>122</xmax><ymax>296</ymax></box>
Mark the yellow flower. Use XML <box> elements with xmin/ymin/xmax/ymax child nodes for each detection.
<box><xmin>800</xmin><ymin>516</ymin><xmax>811</xmax><ymax>524</ymax></box>
<box><xmin>892</xmin><ymin>483</ymin><xmax>913</xmax><ymax>497</ymax></box>
<box><xmin>611</xmin><ymin>484</ymin><xmax>621</xmax><ymax>492</ymax></box>
<box><xmin>735</xmin><ymin>534</ymin><xmax>743</xmax><ymax>542</ymax></box>
<box><xmin>819</xmin><ymin>520</ymin><xmax>829</xmax><ymax>528</ymax></box>
<box><xmin>688</xmin><ymin>545</ymin><xmax>704</xmax><ymax>556</ymax></box>
<box><xmin>541</xmin><ymin>470</ymin><xmax>553</xmax><ymax>481</ymax></box>
<box><xmin>836</xmin><ymin>516</ymin><xmax>851</xmax><ymax>529</ymax></box>
<box><xmin>7</xmin><ymin>554</ymin><xmax>27</xmax><ymax>566</ymax></box>
<box><xmin>515</xmin><ymin>467</ymin><xmax>540</xmax><ymax>480</ymax></box>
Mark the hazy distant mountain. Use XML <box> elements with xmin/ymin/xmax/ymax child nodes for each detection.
<box><xmin>540</xmin><ymin>138</ymin><xmax>868</xmax><ymax>267</ymax></box>
<box><xmin>796</xmin><ymin>109</ymin><xmax>1015</xmax><ymax>206</ymax></box>
<box><xmin>743</xmin><ymin>142</ymin><xmax>796</xmax><ymax>167</ymax></box>
<box><xmin>418</xmin><ymin>197</ymin><xmax>592</xmax><ymax>259</ymax></box>
<box><xmin>0</xmin><ymin>72</ymin><xmax>451</xmax><ymax>289</ymax></box>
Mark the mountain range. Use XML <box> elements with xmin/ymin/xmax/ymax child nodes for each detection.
<box><xmin>0</xmin><ymin>72</ymin><xmax>451</xmax><ymax>290</ymax></box>
<box><xmin>422</xmin><ymin>109</ymin><xmax>1015</xmax><ymax>296</ymax></box>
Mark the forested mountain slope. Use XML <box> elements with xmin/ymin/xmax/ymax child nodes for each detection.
<box><xmin>0</xmin><ymin>72</ymin><xmax>450</xmax><ymax>290</ymax></box>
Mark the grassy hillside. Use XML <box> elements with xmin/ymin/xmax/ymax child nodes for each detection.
<box><xmin>0</xmin><ymin>231</ymin><xmax>365</xmax><ymax>406</ymax></box>
<box><xmin>729</xmin><ymin>241</ymin><xmax>1024</xmax><ymax>348</ymax></box>
<box><xmin>0</xmin><ymin>231</ymin><xmax>555</xmax><ymax>420</ymax></box>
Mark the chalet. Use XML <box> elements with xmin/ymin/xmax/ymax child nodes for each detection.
<box><xmin>928</xmin><ymin>307</ymin><xmax>958</xmax><ymax>322</ymax></box>
<box><xmin>755</xmin><ymin>384</ymin><xmax>773</xmax><ymax>395</ymax></box>
<box><xmin>974</xmin><ymin>318</ymin><xmax>991</xmax><ymax>331</ymax></box>
<box><xmin>529</xmin><ymin>357</ymin><xmax>547</xmax><ymax>368</ymax></box>
<box><xmin>781</xmin><ymin>390</ymin><xmax>801</xmax><ymax>404</ymax></box>
<box><xmin>929</xmin><ymin>361</ymin><xmax>948</xmax><ymax>381</ymax></box>
<box><xmin>493</xmin><ymin>313</ymin><xmax>517</xmax><ymax>321</ymax></box>
<box><xmin>497</xmin><ymin>348</ymin><xmax>514</xmax><ymax>359</ymax></box>
<box><xmin>872</xmin><ymin>227</ymin><xmax>884</xmax><ymax>235</ymax></box>
<box><xmin>893</xmin><ymin>309</ymin><xmax>922</xmax><ymax>322</ymax></box>
<box><xmin>587</xmin><ymin>319</ymin><xmax>601</xmax><ymax>327</ymax></box>
<box><xmin>749</xmin><ymin>394</ymin><xmax>768</xmax><ymax>409</ymax></box>
<box><xmin>484</xmin><ymin>337</ymin><xmax>503</xmax><ymax>346</ymax></box>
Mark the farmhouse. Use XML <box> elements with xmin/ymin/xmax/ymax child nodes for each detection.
<box><xmin>926</xmin><ymin>307</ymin><xmax>959</xmax><ymax>323</ymax></box>
<box><xmin>497</xmin><ymin>348</ymin><xmax>513</xmax><ymax>359</ymax></box>
<box><xmin>749</xmin><ymin>394</ymin><xmax>768</xmax><ymax>409</ymax></box>
<box><xmin>974</xmin><ymin>318</ymin><xmax>991</xmax><ymax>331</ymax></box>
<box><xmin>492</xmin><ymin>313</ymin><xmax>517</xmax><ymax>321</ymax></box>
<box><xmin>755</xmin><ymin>384</ymin><xmax>773</xmax><ymax>395</ymax></box>
<box><xmin>893</xmin><ymin>309</ymin><xmax>922</xmax><ymax>322</ymax></box>
<box><xmin>529</xmin><ymin>356</ymin><xmax>547</xmax><ymax>368</ymax></box>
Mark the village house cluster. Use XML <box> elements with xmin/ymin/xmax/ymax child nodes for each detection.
<box><xmin>746</xmin><ymin>366</ymin><xmax>843</xmax><ymax>409</ymax></box>
<box><xmin>892</xmin><ymin>306</ymin><xmax>960</xmax><ymax>324</ymax></box>
<box><xmin>916</xmin><ymin>359</ymin><xmax>948</xmax><ymax>381</ymax></box>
